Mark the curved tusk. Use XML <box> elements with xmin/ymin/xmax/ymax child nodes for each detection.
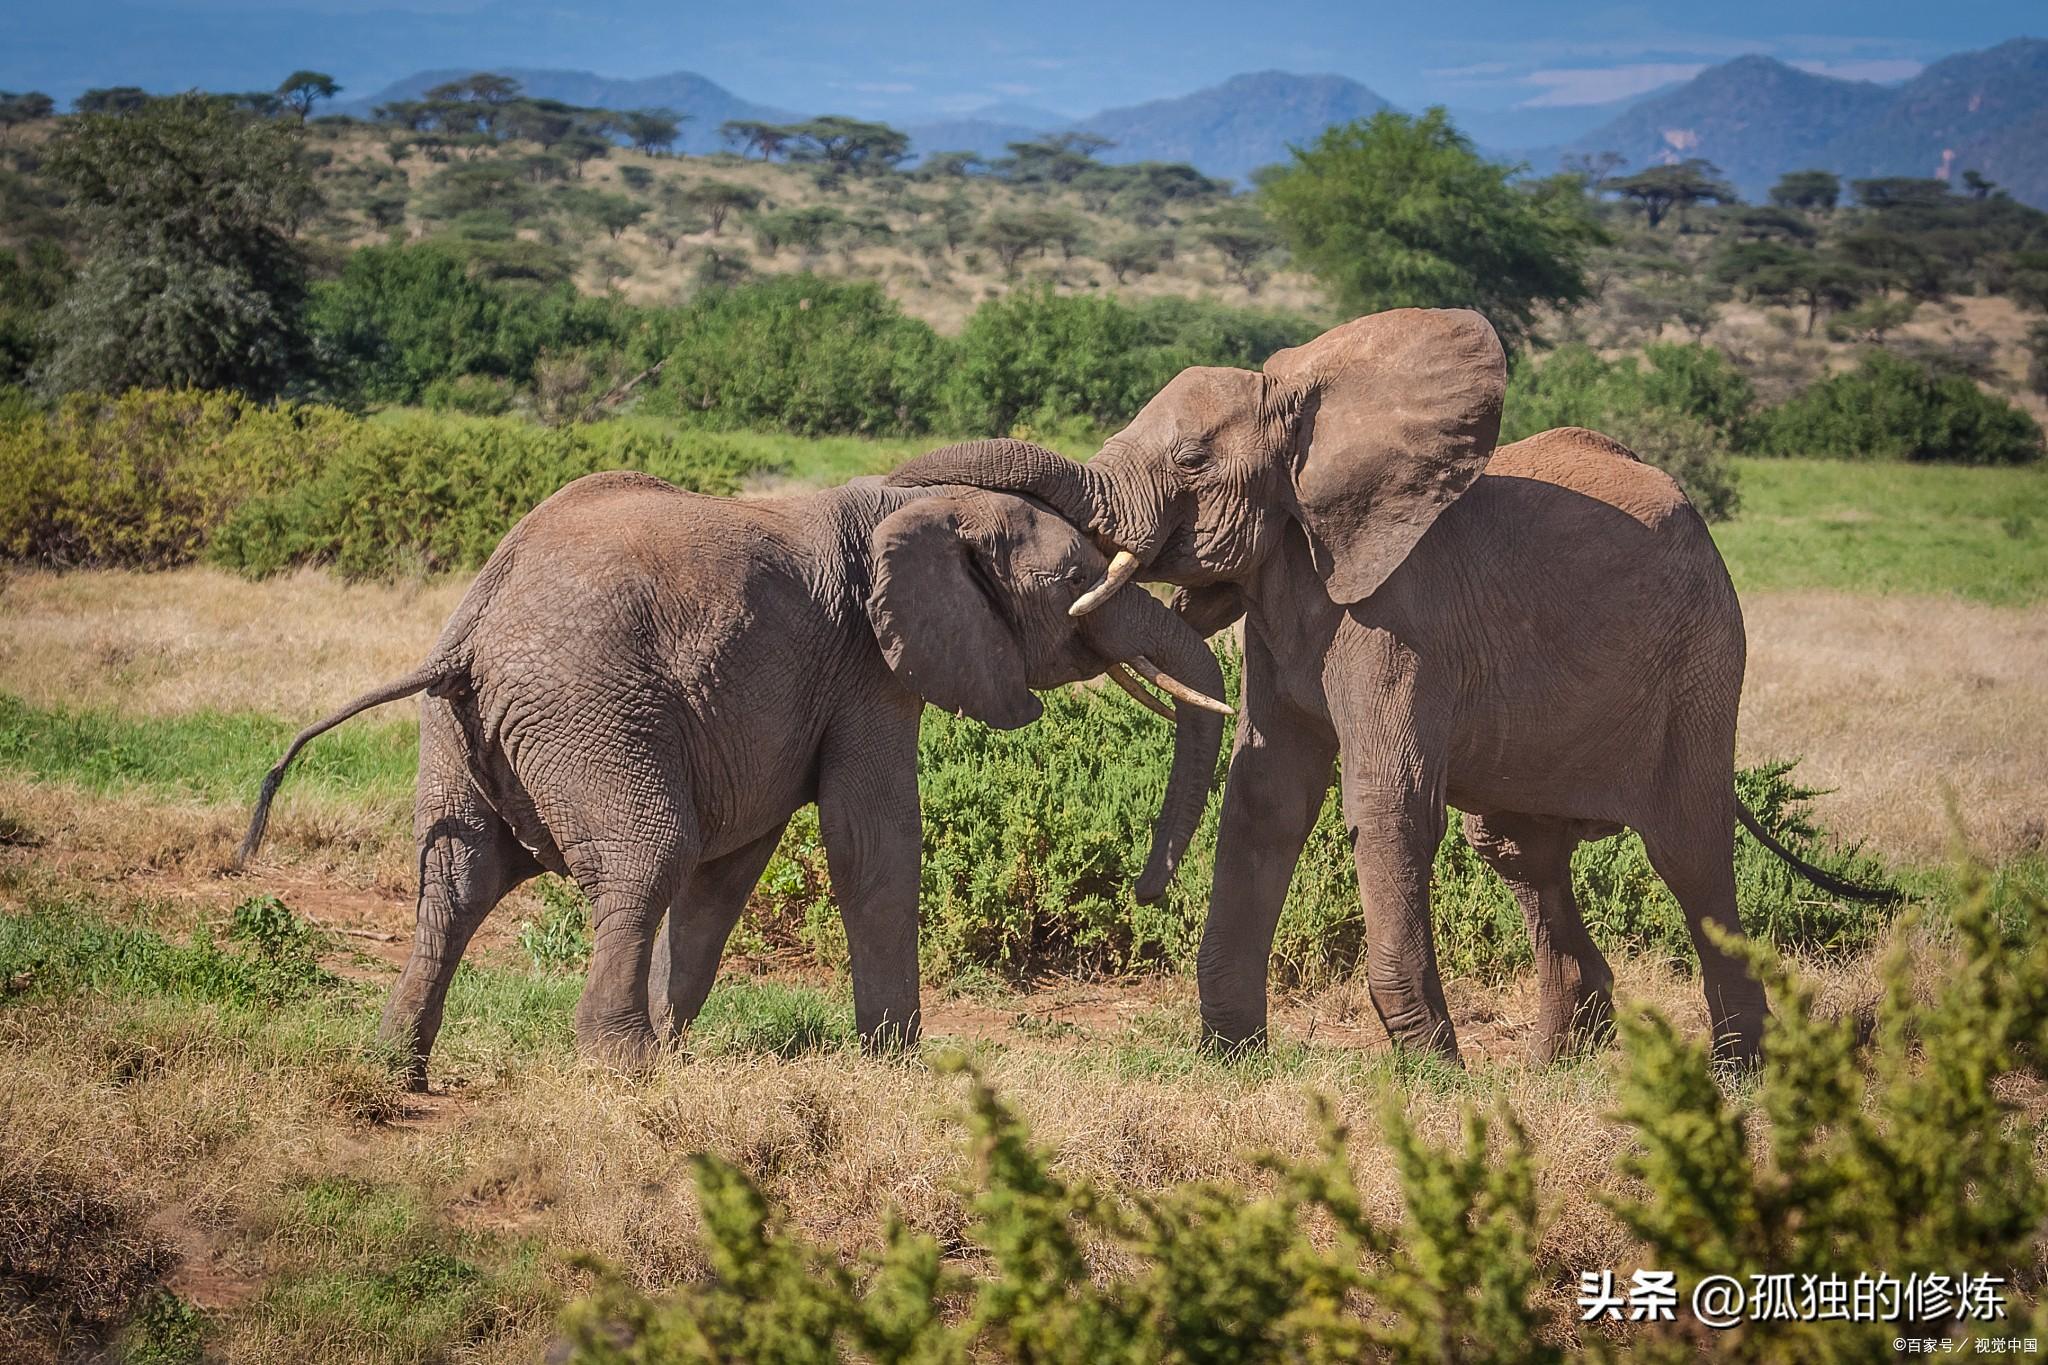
<box><xmin>1127</xmin><ymin>654</ymin><xmax>1234</xmax><ymax>716</ymax></box>
<box><xmin>1106</xmin><ymin>662</ymin><xmax>1175</xmax><ymax>721</ymax></box>
<box><xmin>1068</xmin><ymin>549</ymin><xmax>1141</xmax><ymax>617</ymax></box>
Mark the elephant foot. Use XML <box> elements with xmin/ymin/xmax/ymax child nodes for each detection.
<box><xmin>1528</xmin><ymin>983</ymin><xmax>1616</xmax><ymax>1064</ymax></box>
<box><xmin>576</xmin><ymin>1016</ymin><xmax>663</xmax><ymax>1075</ymax></box>
<box><xmin>1382</xmin><ymin>1013</ymin><xmax>1463</xmax><ymax>1068</ymax></box>
<box><xmin>1197</xmin><ymin>1008</ymin><xmax>1269</xmax><ymax>1057</ymax></box>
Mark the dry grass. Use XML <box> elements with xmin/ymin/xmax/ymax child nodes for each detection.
<box><xmin>321</xmin><ymin>135</ymin><xmax>1327</xmax><ymax>334</ymax></box>
<box><xmin>6</xmin><ymin>566</ymin><xmax>2038</xmax><ymax>864</ymax></box>
<box><xmin>1740</xmin><ymin>592</ymin><xmax>2048</xmax><ymax>860</ymax></box>
<box><xmin>0</xmin><ymin>567</ymin><xmax>462</xmax><ymax>719</ymax></box>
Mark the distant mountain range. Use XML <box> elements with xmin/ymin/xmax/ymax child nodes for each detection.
<box><xmin>1548</xmin><ymin>40</ymin><xmax>2048</xmax><ymax>204</ymax></box>
<box><xmin>347</xmin><ymin>37</ymin><xmax>2048</xmax><ymax>205</ymax></box>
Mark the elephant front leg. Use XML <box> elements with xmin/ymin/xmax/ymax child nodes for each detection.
<box><xmin>819</xmin><ymin>721</ymin><xmax>923</xmax><ymax>1053</ymax></box>
<box><xmin>1197</xmin><ymin>706</ymin><xmax>1338</xmax><ymax>1051</ymax></box>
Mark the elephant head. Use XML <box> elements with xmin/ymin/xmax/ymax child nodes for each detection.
<box><xmin>865</xmin><ymin>480</ymin><xmax>1231</xmax><ymax>901</ymax></box>
<box><xmin>887</xmin><ymin>309</ymin><xmax>1506</xmax><ymax>611</ymax></box>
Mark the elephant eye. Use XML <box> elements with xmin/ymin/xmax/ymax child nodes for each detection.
<box><xmin>1063</xmin><ymin>566</ymin><xmax>1086</xmax><ymax>585</ymax></box>
<box><xmin>1172</xmin><ymin>442</ymin><xmax>1208</xmax><ymax>472</ymax></box>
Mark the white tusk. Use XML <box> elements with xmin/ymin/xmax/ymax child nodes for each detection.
<box><xmin>1068</xmin><ymin>549</ymin><xmax>1141</xmax><ymax>617</ymax></box>
<box><xmin>1127</xmin><ymin>654</ymin><xmax>1234</xmax><ymax>716</ymax></box>
<box><xmin>1106</xmin><ymin>663</ymin><xmax>1175</xmax><ymax>721</ymax></box>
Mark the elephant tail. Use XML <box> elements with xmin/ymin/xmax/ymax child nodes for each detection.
<box><xmin>234</xmin><ymin>660</ymin><xmax>465</xmax><ymax>869</ymax></box>
<box><xmin>1734</xmin><ymin>796</ymin><xmax>1901</xmax><ymax>905</ymax></box>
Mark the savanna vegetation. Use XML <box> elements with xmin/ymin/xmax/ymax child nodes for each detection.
<box><xmin>2</xmin><ymin>64</ymin><xmax>2047</xmax><ymax>1365</ymax></box>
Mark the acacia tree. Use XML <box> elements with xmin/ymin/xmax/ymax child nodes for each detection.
<box><xmin>276</xmin><ymin>70</ymin><xmax>340</xmax><ymax>124</ymax></box>
<box><xmin>619</xmin><ymin>109</ymin><xmax>684</xmax><ymax>156</ymax></box>
<box><xmin>1259</xmin><ymin>108</ymin><xmax>1601</xmax><ymax>353</ymax></box>
<box><xmin>1769</xmin><ymin>169</ymin><xmax>1841</xmax><ymax>214</ymax></box>
<box><xmin>1607</xmin><ymin>159</ymin><xmax>1736</xmax><ymax>229</ymax></box>
<box><xmin>681</xmin><ymin>180</ymin><xmax>763</xmax><ymax>234</ymax></box>
<box><xmin>36</xmin><ymin>94</ymin><xmax>322</xmax><ymax>396</ymax></box>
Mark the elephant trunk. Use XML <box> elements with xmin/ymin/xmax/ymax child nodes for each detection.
<box><xmin>1082</xmin><ymin>587</ymin><xmax>1229</xmax><ymax>904</ymax></box>
<box><xmin>886</xmin><ymin>438</ymin><xmax>1176</xmax><ymax>567</ymax></box>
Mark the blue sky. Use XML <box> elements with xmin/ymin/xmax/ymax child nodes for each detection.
<box><xmin>6</xmin><ymin>1</ymin><xmax>2040</xmax><ymax>115</ymax></box>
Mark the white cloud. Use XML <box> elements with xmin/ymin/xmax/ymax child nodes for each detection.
<box><xmin>1514</xmin><ymin>62</ymin><xmax>1708</xmax><ymax>107</ymax></box>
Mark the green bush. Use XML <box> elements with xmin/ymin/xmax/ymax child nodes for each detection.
<box><xmin>0</xmin><ymin>388</ymin><xmax>355</xmax><ymax>567</ymax></box>
<box><xmin>208</xmin><ymin>413</ymin><xmax>773</xmax><ymax>579</ymax></box>
<box><xmin>563</xmin><ymin>866</ymin><xmax>2045</xmax><ymax>1363</ymax></box>
<box><xmin>1499</xmin><ymin>343</ymin><xmax>1750</xmax><ymax>520</ymax></box>
<box><xmin>752</xmin><ymin>645</ymin><xmax>1891</xmax><ymax>984</ymax></box>
<box><xmin>942</xmin><ymin>287</ymin><xmax>1313</xmax><ymax>435</ymax></box>
<box><xmin>645</xmin><ymin>274</ymin><xmax>944</xmax><ymax>436</ymax></box>
<box><xmin>308</xmin><ymin>242</ymin><xmax>635</xmax><ymax>405</ymax></box>
<box><xmin>1754</xmin><ymin>350</ymin><xmax>2044</xmax><ymax>465</ymax></box>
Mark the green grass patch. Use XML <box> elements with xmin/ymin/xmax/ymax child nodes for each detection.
<box><xmin>1713</xmin><ymin>457</ymin><xmax>2048</xmax><ymax>603</ymax></box>
<box><xmin>0</xmin><ymin>692</ymin><xmax>418</xmax><ymax>805</ymax></box>
<box><xmin>688</xmin><ymin>978</ymin><xmax>855</xmax><ymax>1058</ymax></box>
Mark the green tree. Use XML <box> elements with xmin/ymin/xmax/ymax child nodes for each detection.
<box><xmin>35</xmin><ymin>94</ymin><xmax>321</xmax><ymax>397</ymax></box>
<box><xmin>618</xmin><ymin>108</ymin><xmax>683</xmax><ymax>156</ymax></box>
<box><xmin>1852</xmin><ymin>177</ymin><xmax>1952</xmax><ymax>212</ymax></box>
<box><xmin>0</xmin><ymin>91</ymin><xmax>56</xmax><ymax>141</ymax></box>
<box><xmin>974</xmin><ymin>209</ymin><xmax>1055</xmax><ymax>276</ymax></box>
<box><xmin>1259</xmin><ymin>108</ymin><xmax>1601</xmax><ymax>353</ymax></box>
<box><xmin>0</xmin><ymin>239</ymin><xmax>70</xmax><ymax>385</ymax></box>
<box><xmin>1194</xmin><ymin>201</ymin><xmax>1279</xmax><ymax>291</ymax></box>
<box><xmin>73</xmin><ymin>87</ymin><xmax>149</xmax><ymax>116</ymax></box>
<box><xmin>1716</xmin><ymin>242</ymin><xmax>1872</xmax><ymax>336</ymax></box>
<box><xmin>1101</xmin><ymin>234</ymin><xmax>1169</xmax><ymax>285</ymax></box>
<box><xmin>275</xmin><ymin>70</ymin><xmax>339</xmax><ymax>124</ymax></box>
<box><xmin>680</xmin><ymin>180</ymin><xmax>763</xmax><ymax>235</ymax></box>
<box><xmin>1768</xmin><ymin>169</ymin><xmax>1841</xmax><ymax>213</ymax></box>
<box><xmin>1608</xmin><ymin>159</ymin><xmax>1737</xmax><ymax>228</ymax></box>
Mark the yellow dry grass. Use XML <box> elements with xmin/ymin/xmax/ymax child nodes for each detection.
<box><xmin>1739</xmin><ymin>592</ymin><xmax>2048</xmax><ymax>860</ymax></box>
<box><xmin>6</xmin><ymin>567</ymin><xmax>2038</xmax><ymax>864</ymax></box>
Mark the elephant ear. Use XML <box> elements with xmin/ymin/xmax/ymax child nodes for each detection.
<box><xmin>866</xmin><ymin>498</ymin><xmax>1044</xmax><ymax>731</ymax></box>
<box><xmin>1264</xmin><ymin>308</ymin><xmax>1506</xmax><ymax>604</ymax></box>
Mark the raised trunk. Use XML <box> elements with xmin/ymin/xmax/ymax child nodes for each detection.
<box><xmin>887</xmin><ymin>439</ymin><xmax>1175</xmax><ymax>560</ymax></box>
<box><xmin>1082</xmin><ymin>587</ymin><xmax>1229</xmax><ymax>903</ymax></box>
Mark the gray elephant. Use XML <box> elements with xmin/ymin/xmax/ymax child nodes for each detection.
<box><xmin>237</xmin><ymin>443</ymin><xmax>1231</xmax><ymax>1086</ymax></box>
<box><xmin>890</xmin><ymin>311</ymin><xmax>1889</xmax><ymax>1066</ymax></box>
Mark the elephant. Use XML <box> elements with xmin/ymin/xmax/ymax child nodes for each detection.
<box><xmin>889</xmin><ymin>310</ymin><xmax>1890</xmax><ymax>1066</ymax></box>
<box><xmin>236</xmin><ymin>443</ymin><xmax>1231</xmax><ymax>1087</ymax></box>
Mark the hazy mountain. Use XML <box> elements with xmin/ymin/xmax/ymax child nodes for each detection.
<box><xmin>902</xmin><ymin>117</ymin><xmax>1049</xmax><ymax>164</ymax></box>
<box><xmin>268</xmin><ymin>41</ymin><xmax>2048</xmax><ymax>206</ymax></box>
<box><xmin>1555</xmin><ymin>55</ymin><xmax>1895</xmax><ymax>200</ymax></box>
<box><xmin>1816</xmin><ymin>38</ymin><xmax>2048</xmax><ymax>208</ymax></box>
<box><xmin>1069</xmin><ymin>71</ymin><xmax>1394</xmax><ymax>185</ymax></box>
<box><xmin>342</xmin><ymin>68</ymin><xmax>797</xmax><ymax>155</ymax></box>
<box><xmin>1453</xmin><ymin>88</ymin><xmax>1676</xmax><ymax>168</ymax></box>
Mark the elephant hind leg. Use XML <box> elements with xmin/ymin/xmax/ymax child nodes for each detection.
<box><xmin>650</xmin><ymin>819</ymin><xmax>789</xmax><ymax>1043</ymax></box>
<box><xmin>1462</xmin><ymin>811</ymin><xmax>1612</xmax><ymax>1062</ymax></box>
<box><xmin>382</xmin><ymin>792</ymin><xmax>540</xmax><ymax>1091</ymax></box>
<box><xmin>1637</xmin><ymin>794</ymin><xmax>1768</xmax><ymax>1066</ymax></box>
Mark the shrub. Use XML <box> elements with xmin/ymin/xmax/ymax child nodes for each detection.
<box><xmin>0</xmin><ymin>388</ymin><xmax>355</xmax><ymax>568</ymax></box>
<box><xmin>767</xmin><ymin>644</ymin><xmax>1890</xmax><ymax>984</ymax></box>
<box><xmin>1500</xmin><ymin>343</ymin><xmax>1750</xmax><ymax>519</ymax></box>
<box><xmin>563</xmin><ymin>864</ymin><xmax>2044</xmax><ymax>1363</ymax></box>
<box><xmin>1754</xmin><ymin>350</ymin><xmax>2044</xmax><ymax>465</ymax></box>
<box><xmin>308</xmin><ymin>242</ymin><xmax>636</xmax><ymax>405</ymax></box>
<box><xmin>208</xmin><ymin>413</ymin><xmax>772</xmax><ymax>579</ymax></box>
<box><xmin>646</xmin><ymin>274</ymin><xmax>944</xmax><ymax>436</ymax></box>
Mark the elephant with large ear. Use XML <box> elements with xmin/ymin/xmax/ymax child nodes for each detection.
<box><xmin>890</xmin><ymin>311</ymin><xmax>1890</xmax><ymax>1066</ymax></box>
<box><xmin>236</xmin><ymin>443</ymin><xmax>1230</xmax><ymax>1087</ymax></box>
